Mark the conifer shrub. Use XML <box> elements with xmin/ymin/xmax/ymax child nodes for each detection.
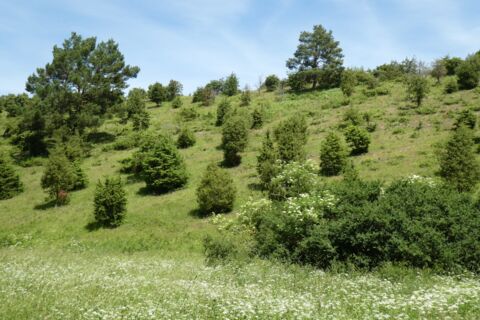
<box><xmin>240</xmin><ymin>87</ymin><xmax>251</xmax><ymax>106</ymax></box>
<box><xmin>264</xmin><ymin>74</ymin><xmax>280</xmax><ymax>91</ymax></box>
<box><xmin>216</xmin><ymin>99</ymin><xmax>232</xmax><ymax>126</ymax></box>
<box><xmin>438</xmin><ymin>126</ymin><xmax>480</xmax><ymax>192</ymax></box>
<box><xmin>41</xmin><ymin>152</ymin><xmax>77</xmax><ymax>205</ymax></box>
<box><xmin>176</xmin><ymin>127</ymin><xmax>196</xmax><ymax>149</ymax></box>
<box><xmin>256</xmin><ymin>131</ymin><xmax>279</xmax><ymax>188</ymax></box>
<box><xmin>196</xmin><ymin>163</ymin><xmax>236</xmax><ymax>215</ymax></box>
<box><xmin>454</xmin><ymin>109</ymin><xmax>476</xmax><ymax>129</ymax></box>
<box><xmin>179</xmin><ymin>106</ymin><xmax>199</xmax><ymax>121</ymax></box>
<box><xmin>340</xmin><ymin>69</ymin><xmax>356</xmax><ymax>97</ymax></box>
<box><xmin>274</xmin><ymin>114</ymin><xmax>308</xmax><ymax>163</ymax></box>
<box><xmin>0</xmin><ymin>154</ymin><xmax>23</xmax><ymax>200</ymax></box>
<box><xmin>320</xmin><ymin>132</ymin><xmax>347</xmax><ymax>176</ymax></box>
<box><xmin>221</xmin><ymin>115</ymin><xmax>249</xmax><ymax>167</ymax></box>
<box><xmin>132</xmin><ymin>111</ymin><xmax>150</xmax><ymax>131</ymax></box>
<box><xmin>71</xmin><ymin>161</ymin><xmax>88</xmax><ymax>190</ymax></box>
<box><xmin>93</xmin><ymin>177</ymin><xmax>127</xmax><ymax>227</ymax></box>
<box><xmin>344</xmin><ymin>125</ymin><xmax>370</xmax><ymax>155</ymax></box>
<box><xmin>171</xmin><ymin>96</ymin><xmax>183</xmax><ymax>109</ymax></box>
<box><xmin>444</xmin><ymin>77</ymin><xmax>459</xmax><ymax>93</ymax></box>
<box><xmin>139</xmin><ymin>134</ymin><xmax>188</xmax><ymax>194</ymax></box>
<box><xmin>251</xmin><ymin>107</ymin><xmax>265</xmax><ymax>129</ymax></box>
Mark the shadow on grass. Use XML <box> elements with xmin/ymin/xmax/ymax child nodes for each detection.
<box><xmin>85</xmin><ymin>221</ymin><xmax>118</xmax><ymax>232</ymax></box>
<box><xmin>86</xmin><ymin>131</ymin><xmax>116</xmax><ymax>144</ymax></box>
<box><xmin>126</xmin><ymin>174</ymin><xmax>143</xmax><ymax>185</ymax></box>
<box><xmin>33</xmin><ymin>199</ymin><xmax>57</xmax><ymax>210</ymax></box>
<box><xmin>247</xmin><ymin>182</ymin><xmax>263</xmax><ymax>191</ymax></box>
<box><xmin>189</xmin><ymin>208</ymin><xmax>208</xmax><ymax>219</ymax></box>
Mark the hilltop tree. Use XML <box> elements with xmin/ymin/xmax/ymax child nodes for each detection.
<box><xmin>148</xmin><ymin>82</ymin><xmax>167</xmax><ymax>106</ymax></box>
<box><xmin>406</xmin><ymin>75</ymin><xmax>430</xmax><ymax>107</ymax></box>
<box><xmin>26</xmin><ymin>32</ymin><xmax>139</xmax><ymax>134</ymax></box>
<box><xmin>320</xmin><ymin>132</ymin><xmax>347</xmax><ymax>176</ymax></box>
<box><xmin>167</xmin><ymin>80</ymin><xmax>183</xmax><ymax>101</ymax></box>
<box><xmin>0</xmin><ymin>154</ymin><xmax>23</xmax><ymax>200</ymax></box>
<box><xmin>222</xmin><ymin>73</ymin><xmax>239</xmax><ymax>96</ymax></box>
<box><xmin>196</xmin><ymin>163</ymin><xmax>236</xmax><ymax>215</ymax></box>
<box><xmin>431</xmin><ymin>59</ymin><xmax>447</xmax><ymax>83</ymax></box>
<box><xmin>340</xmin><ymin>69</ymin><xmax>356</xmax><ymax>97</ymax></box>
<box><xmin>221</xmin><ymin>115</ymin><xmax>249</xmax><ymax>167</ymax></box>
<box><xmin>442</xmin><ymin>56</ymin><xmax>463</xmax><ymax>76</ymax></box>
<box><xmin>286</xmin><ymin>25</ymin><xmax>344</xmax><ymax>90</ymax></box>
<box><xmin>264</xmin><ymin>75</ymin><xmax>280</xmax><ymax>91</ymax></box>
<box><xmin>456</xmin><ymin>56</ymin><xmax>480</xmax><ymax>90</ymax></box>
<box><xmin>256</xmin><ymin>131</ymin><xmax>279</xmax><ymax>188</ymax></box>
<box><xmin>438</xmin><ymin>126</ymin><xmax>480</xmax><ymax>192</ymax></box>
<box><xmin>93</xmin><ymin>177</ymin><xmax>127</xmax><ymax>227</ymax></box>
<box><xmin>274</xmin><ymin>114</ymin><xmax>308</xmax><ymax>163</ymax></box>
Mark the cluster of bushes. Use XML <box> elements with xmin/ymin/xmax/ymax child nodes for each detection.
<box><xmin>209</xmin><ymin>168</ymin><xmax>480</xmax><ymax>272</ymax></box>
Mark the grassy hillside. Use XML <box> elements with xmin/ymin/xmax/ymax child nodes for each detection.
<box><xmin>1</xmin><ymin>79</ymin><xmax>480</xmax><ymax>319</ymax></box>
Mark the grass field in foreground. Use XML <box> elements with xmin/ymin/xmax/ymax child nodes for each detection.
<box><xmin>0</xmin><ymin>249</ymin><xmax>479</xmax><ymax>320</ymax></box>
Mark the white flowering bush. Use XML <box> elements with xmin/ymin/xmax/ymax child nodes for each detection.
<box><xmin>268</xmin><ymin>160</ymin><xmax>319</xmax><ymax>200</ymax></box>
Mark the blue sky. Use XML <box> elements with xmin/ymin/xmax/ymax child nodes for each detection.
<box><xmin>1</xmin><ymin>0</ymin><xmax>479</xmax><ymax>95</ymax></box>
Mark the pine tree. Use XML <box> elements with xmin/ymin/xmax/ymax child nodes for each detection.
<box><xmin>41</xmin><ymin>152</ymin><xmax>77</xmax><ymax>205</ymax></box>
<box><xmin>0</xmin><ymin>154</ymin><xmax>23</xmax><ymax>200</ymax></box>
<box><xmin>196</xmin><ymin>163</ymin><xmax>236</xmax><ymax>215</ymax></box>
<box><xmin>438</xmin><ymin>126</ymin><xmax>480</xmax><ymax>192</ymax></box>
<box><xmin>256</xmin><ymin>131</ymin><xmax>279</xmax><ymax>188</ymax></box>
<box><xmin>94</xmin><ymin>177</ymin><xmax>127</xmax><ymax>227</ymax></box>
<box><xmin>320</xmin><ymin>132</ymin><xmax>347</xmax><ymax>176</ymax></box>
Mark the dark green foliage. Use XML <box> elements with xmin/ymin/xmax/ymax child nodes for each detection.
<box><xmin>179</xmin><ymin>106</ymin><xmax>199</xmax><ymax>121</ymax></box>
<box><xmin>256</xmin><ymin>131</ymin><xmax>279</xmax><ymax>188</ymax></box>
<box><xmin>26</xmin><ymin>32</ymin><xmax>139</xmax><ymax>134</ymax></box>
<box><xmin>406</xmin><ymin>75</ymin><xmax>430</xmax><ymax>107</ymax></box>
<box><xmin>132</xmin><ymin>111</ymin><xmax>150</xmax><ymax>131</ymax></box>
<box><xmin>138</xmin><ymin>134</ymin><xmax>188</xmax><ymax>194</ymax></box>
<box><xmin>196</xmin><ymin>163</ymin><xmax>236</xmax><ymax>215</ymax></box>
<box><xmin>243</xmin><ymin>177</ymin><xmax>480</xmax><ymax>272</ymax></box>
<box><xmin>342</xmin><ymin>107</ymin><xmax>363</xmax><ymax>127</ymax></box>
<box><xmin>41</xmin><ymin>152</ymin><xmax>77</xmax><ymax>205</ymax></box>
<box><xmin>171</xmin><ymin>96</ymin><xmax>183</xmax><ymax>109</ymax></box>
<box><xmin>444</xmin><ymin>77</ymin><xmax>459</xmax><ymax>93</ymax></box>
<box><xmin>176</xmin><ymin>127</ymin><xmax>196</xmax><ymax>149</ymax></box>
<box><xmin>192</xmin><ymin>86</ymin><xmax>215</xmax><ymax>106</ymax></box>
<box><xmin>344</xmin><ymin>125</ymin><xmax>370</xmax><ymax>155</ymax></box>
<box><xmin>0</xmin><ymin>93</ymin><xmax>30</xmax><ymax>117</ymax></box>
<box><xmin>203</xmin><ymin>235</ymin><xmax>239</xmax><ymax>264</ymax></box>
<box><xmin>340</xmin><ymin>70</ymin><xmax>356</xmax><ymax>97</ymax></box>
<box><xmin>12</xmin><ymin>107</ymin><xmax>48</xmax><ymax>157</ymax></box>
<box><xmin>320</xmin><ymin>132</ymin><xmax>347</xmax><ymax>176</ymax></box>
<box><xmin>166</xmin><ymin>80</ymin><xmax>183</xmax><ymax>101</ymax></box>
<box><xmin>148</xmin><ymin>82</ymin><xmax>167</xmax><ymax>106</ymax></box>
<box><xmin>454</xmin><ymin>109</ymin><xmax>476</xmax><ymax>129</ymax></box>
<box><xmin>251</xmin><ymin>107</ymin><xmax>265</xmax><ymax>129</ymax></box>
<box><xmin>273</xmin><ymin>115</ymin><xmax>308</xmax><ymax>163</ymax></box>
<box><xmin>442</xmin><ymin>56</ymin><xmax>463</xmax><ymax>75</ymax></box>
<box><xmin>456</xmin><ymin>59</ymin><xmax>480</xmax><ymax>90</ymax></box>
<box><xmin>72</xmin><ymin>161</ymin><xmax>88</xmax><ymax>190</ymax></box>
<box><xmin>221</xmin><ymin>115</ymin><xmax>249</xmax><ymax>166</ymax></box>
<box><xmin>286</xmin><ymin>25</ymin><xmax>344</xmax><ymax>90</ymax></box>
<box><xmin>264</xmin><ymin>74</ymin><xmax>280</xmax><ymax>91</ymax></box>
<box><xmin>240</xmin><ymin>87</ymin><xmax>251</xmax><ymax>106</ymax></box>
<box><xmin>222</xmin><ymin>73</ymin><xmax>239</xmax><ymax>96</ymax></box>
<box><xmin>438</xmin><ymin>126</ymin><xmax>480</xmax><ymax>192</ymax></box>
<box><xmin>93</xmin><ymin>177</ymin><xmax>127</xmax><ymax>227</ymax></box>
<box><xmin>0</xmin><ymin>155</ymin><xmax>23</xmax><ymax>200</ymax></box>
<box><xmin>216</xmin><ymin>99</ymin><xmax>232</xmax><ymax>126</ymax></box>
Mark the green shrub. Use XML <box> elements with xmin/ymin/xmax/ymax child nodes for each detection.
<box><xmin>132</xmin><ymin>111</ymin><xmax>150</xmax><ymax>131</ymax></box>
<box><xmin>71</xmin><ymin>161</ymin><xmax>88</xmax><ymax>190</ymax></box>
<box><xmin>171</xmin><ymin>96</ymin><xmax>183</xmax><ymax>109</ymax></box>
<box><xmin>406</xmin><ymin>75</ymin><xmax>430</xmax><ymax>107</ymax></box>
<box><xmin>203</xmin><ymin>235</ymin><xmax>238</xmax><ymax>265</ymax></box>
<box><xmin>139</xmin><ymin>134</ymin><xmax>188</xmax><ymax>194</ymax></box>
<box><xmin>179</xmin><ymin>106</ymin><xmax>199</xmax><ymax>121</ymax></box>
<box><xmin>341</xmin><ymin>107</ymin><xmax>363</xmax><ymax>127</ymax></box>
<box><xmin>438</xmin><ymin>126</ymin><xmax>480</xmax><ymax>192</ymax></box>
<box><xmin>444</xmin><ymin>77</ymin><xmax>459</xmax><ymax>94</ymax></box>
<box><xmin>222</xmin><ymin>73</ymin><xmax>239</xmax><ymax>96</ymax></box>
<box><xmin>274</xmin><ymin>114</ymin><xmax>308</xmax><ymax>163</ymax></box>
<box><xmin>240</xmin><ymin>87</ymin><xmax>251</xmax><ymax>106</ymax></box>
<box><xmin>340</xmin><ymin>70</ymin><xmax>356</xmax><ymax>97</ymax></box>
<box><xmin>41</xmin><ymin>152</ymin><xmax>77</xmax><ymax>205</ymax></box>
<box><xmin>268</xmin><ymin>161</ymin><xmax>319</xmax><ymax>201</ymax></box>
<box><xmin>93</xmin><ymin>177</ymin><xmax>127</xmax><ymax>227</ymax></box>
<box><xmin>264</xmin><ymin>74</ymin><xmax>280</xmax><ymax>91</ymax></box>
<box><xmin>344</xmin><ymin>125</ymin><xmax>370</xmax><ymax>155</ymax></box>
<box><xmin>176</xmin><ymin>127</ymin><xmax>196</xmax><ymax>149</ymax></box>
<box><xmin>216</xmin><ymin>99</ymin><xmax>232</xmax><ymax>126</ymax></box>
<box><xmin>456</xmin><ymin>60</ymin><xmax>479</xmax><ymax>90</ymax></box>
<box><xmin>256</xmin><ymin>131</ymin><xmax>279</xmax><ymax>188</ymax></box>
<box><xmin>251</xmin><ymin>107</ymin><xmax>265</xmax><ymax>129</ymax></box>
<box><xmin>0</xmin><ymin>154</ymin><xmax>23</xmax><ymax>200</ymax></box>
<box><xmin>221</xmin><ymin>115</ymin><xmax>249</xmax><ymax>167</ymax></box>
<box><xmin>320</xmin><ymin>132</ymin><xmax>347</xmax><ymax>176</ymax></box>
<box><xmin>454</xmin><ymin>109</ymin><xmax>476</xmax><ymax>129</ymax></box>
<box><xmin>196</xmin><ymin>163</ymin><xmax>236</xmax><ymax>215</ymax></box>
